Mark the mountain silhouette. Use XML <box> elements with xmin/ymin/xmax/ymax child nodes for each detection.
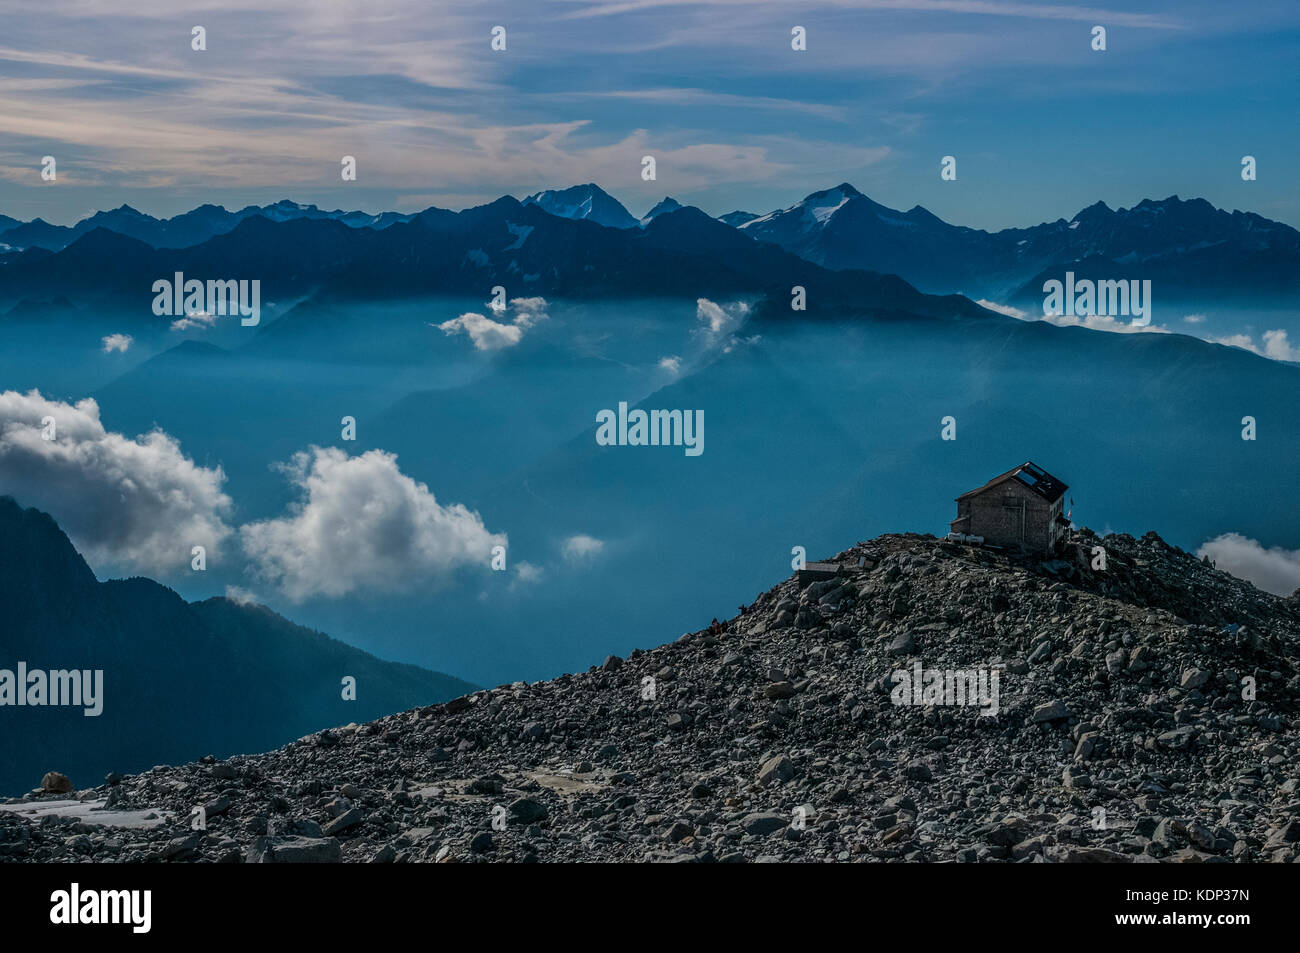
<box><xmin>0</xmin><ymin>496</ymin><xmax>476</xmax><ymax>796</ymax></box>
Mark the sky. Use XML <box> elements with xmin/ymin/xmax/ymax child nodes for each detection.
<box><xmin>0</xmin><ymin>0</ymin><xmax>1298</xmax><ymax>231</ymax></box>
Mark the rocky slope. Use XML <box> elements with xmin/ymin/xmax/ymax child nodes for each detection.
<box><xmin>3</xmin><ymin>529</ymin><xmax>1298</xmax><ymax>863</ymax></box>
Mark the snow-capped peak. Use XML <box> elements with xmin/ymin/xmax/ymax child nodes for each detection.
<box><xmin>522</xmin><ymin>184</ymin><xmax>638</xmax><ymax>229</ymax></box>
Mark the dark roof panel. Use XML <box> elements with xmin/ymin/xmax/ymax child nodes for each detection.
<box><xmin>956</xmin><ymin>461</ymin><xmax>1068</xmax><ymax>504</ymax></box>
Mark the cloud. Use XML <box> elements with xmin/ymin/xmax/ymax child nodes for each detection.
<box><xmin>436</xmin><ymin>297</ymin><xmax>549</xmax><ymax>351</ymax></box>
<box><xmin>1182</xmin><ymin>313</ymin><xmax>1206</xmax><ymax>324</ymax></box>
<box><xmin>224</xmin><ymin>585</ymin><xmax>260</xmax><ymax>606</ymax></box>
<box><xmin>1197</xmin><ymin>533</ymin><xmax>1300</xmax><ymax>597</ymax></box>
<box><xmin>567</xmin><ymin>87</ymin><xmax>848</xmax><ymax>121</ymax></box>
<box><xmin>1209</xmin><ymin>333</ymin><xmax>1258</xmax><ymax>353</ymax></box>
<box><xmin>690</xmin><ymin>299</ymin><xmax>763</xmax><ymax>359</ymax></box>
<box><xmin>658</xmin><ymin>355</ymin><xmax>682</xmax><ymax>374</ymax></box>
<box><xmin>1037</xmin><ymin>310</ymin><xmax>1168</xmax><ymax>334</ymax></box>
<box><xmin>1206</xmin><ymin>329</ymin><xmax>1298</xmax><ymax>361</ymax></box>
<box><xmin>509</xmin><ymin>297</ymin><xmax>550</xmax><ymax>328</ymax></box>
<box><xmin>437</xmin><ymin>312</ymin><xmax>525</xmax><ymax>351</ymax></box>
<box><xmin>695</xmin><ymin>297</ymin><xmax>750</xmax><ymax>343</ymax></box>
<box><xmin>976</xmin><ymin>299</ymin><xmax>1026</xmax><ymax>319</ymax></box>
<box><xmin>1262</xmin><ymin>329</ymin><xmax>1300</xmax><ymax>362</ymax></box>
<box><xmin>170</xmin><ymin>311</ymin><xmax>220</xmax><ymax>332</ymax></box>
<box><xmin>559</xmin><ymin>1</ymin><xmax>1181</xmax><ymax>31</ymax></box>
<box><xmin>100</xmin><ymin>332</ymin><xmax>132</xmax><ymax>353</ymax></box>
<box><xmin>0</xmin><ymin>389</ymin><xmax>233</xmax><ymax>572</ymax></box>
<box><xmin>514</xmin><ymin>561</ymin><xmax>544</xmax><ymax>585</ymax></box>
<box><xmin>561</xmin><ymin>534</ymin><xmax>606</xmax><ymax>562</ymax></box>
<box><xmin>240</xmin><ymin>446</ymin><xmax>505</xmax><ymax>601</ymax></box>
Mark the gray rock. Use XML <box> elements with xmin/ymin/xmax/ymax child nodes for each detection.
<box><xmin>888</xmin><ymin>632</ymin><xmax>915</xmax><ymax>655</ymax></box>
<box><xmin>40</xmin><ymin>772</ymin><xmax>73</xmax><ymax>794</ymax></box>
<box><xmin>247</xmin><ymin>835</ymin><xmax>342</xmax><ymax>863</ymax></box>
<box><xmin>740</xmin><ymin>813</ymin><xmax>787</xmax><ymax>836</ymax></box>
<box><xmin>666</xmin><ymin>821</ymin><xmax>694</xmax><ymax>843</ymax></box>
<box><xmin>162</xmin><ymin>833</ymin><xmax>204</xmax><ymax>861</ymax></box>
<box><xmin>508</xmin><ymin>798</ymin><xmax>547</xmax><ymax>825</ymax></box>
<box><xmin>757</xmin><ymin>754</ymin><xmax>794</xmax><ymax>786</ymax></box>
<box><xmin>1031</xmin><ymin>700</ymin><xmax>1072</xmax><ymax>723</ymax></box>
<box><xmin>322</xmin><ymin>808</ymin><xmax>365</xmax><ymax>836</ymax></box>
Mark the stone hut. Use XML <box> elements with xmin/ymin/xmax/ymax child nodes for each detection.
<box><xmin>949</xmin><ymin>462</ymin><xmax>1071</xmax><ymax>553</ymax></box>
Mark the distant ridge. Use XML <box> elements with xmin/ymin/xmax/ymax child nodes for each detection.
<box><xmin>0</xmin><ymin>496</ymin><xmax>477</xmax><ymax>796</ymax></box>
<box><xmin>3</xmin><ymin>185</ymin><xmax>1296</xmax><ymax>305</ymax></box>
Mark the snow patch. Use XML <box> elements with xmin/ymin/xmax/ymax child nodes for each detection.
<box><xmin>505</xmin><ymin>223</ymin><xmax>534</xmax><ymax>250</ymax></box>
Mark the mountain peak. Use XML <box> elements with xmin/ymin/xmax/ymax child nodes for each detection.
<box><xmin>803</xmin><ymin>182</ymin><xmax>863</xmax><ymax>204</ymax></box>
<box><xmin>718</xmin><ymin>210</ymin><xmax>759</xmax><ymax>228</ymax></box>
<box><xmin>522</xmin><ymin>184</ymin><xmax>638</xmax><ymax>229</ymax></box>
<box><xmin>640</xmin><ymin>196</ymin><xmax>683</xmax><ymax>225</ymax></box>
<box><xmin>1073</xmin><ymin>199</ymin><xmax>1113</xmax><ymax>220</ymax></box>
<box><xmin>0</xmin><ymin>496</ymin><xmax>97</xmax><ymax>594</ymax></box>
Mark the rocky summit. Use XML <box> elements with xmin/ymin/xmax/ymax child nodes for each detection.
<box><xmin>3</xmin><ymin>529</ymin><xmax>1298</xmax><ymax>864</ymax></box>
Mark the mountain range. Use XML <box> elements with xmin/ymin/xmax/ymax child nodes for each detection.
<box><xmin>3</xmin><ymin>183</ymin><xmax>1296</xmax><ymax>314</ymax></box>
<box><xmin>0</xmin><ymin>496</ymin><xmax>476</xmax><ymax>796</ymax></box>
<box><xmin>735</xmin><ymin>183</ymin><xmax>1300</xmax><ymax>303</ymax></box>
<box><xmin>0</xmin><ymin>195</ymin><xmax>982</xmax><ymax>323</ymax></box>
<box><xmin>0</xmin><ymin>200</ymin><xmax>413</xmax><ymax>253</ymax></box>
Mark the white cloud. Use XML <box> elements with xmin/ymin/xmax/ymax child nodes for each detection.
<box><xmin>437</xmin><ymin>312</ymin><xmax>524</xmax><ymax>351</ymax></box>
<box><xmin>240</xmin><ymin>446</ymin><xmax>505</xmax><ymax>601</ymax></box>
<box><xmin>1209</xmin><ymin>333</ymin><xmax>1261</xmax><ymax>354</ymax></box>
<box><xmin>1262</xmin><ymin>329</ymin><xmax>1300</xmax><ymax>362</ymax></box>
<box><xmin>510</xmin><ymin>297</ymin><xmax>549</xmax><ymax>328</ymax></box>
<box><xmin>514</xmin><ymin>562</ymin><xmax>544</xmax><ymax>584</ymax></box>
<box><xmin>1037</xmin><ymin>310</ymin><xmax>1168</xmax><ymax>334</ymax></box>
<box><xmin>436</xmin><ymin>297</ymin><xmax>549</xmax><ymax>351</ymax></box>
<box><xmin>976</xmin><ymin>299</ymin><xmax>1025</xmax><ymax>319</ymax></box>
<box><xmin>224</xmin><ymin>585</ymin><xmax>260</xmax><ymax>606</ymax></box>
<box><xmin>560</xmin><ymin>1</ymin><xmax>1179</xmax><ymax>31</ymax></box>
<box><xmin>1197</xmin><ymin>533</ymin><xmax>1300</xmax><ymax>597</ymax></box>
<box><xmin>697</xmin><ymin>297</ymin><xmax>738</xmax><ymax>334</ymax></box>
<box><xmin>100</xmin><ymin>332</ymin><xmax>132</xmax><ymax>353</ymax></box>
<box><xmin>658</xmin><ymin>355</ymin><xmax>682</xmax><ymax>374</ymax></box>
<box><xmin>1182</xmin><ymin>313</ymin><xmax>1206</xmax><ymax>324</ymax></box>
<box><xmin>694</xmin><ymin>298</ymin><xmax>750</xmax><ymax>351</ymax></box>
<box><xmin>561</xmin><ymin>534</ymin><xmax>606</xmax><ymax>562</ymax></box>
<box><xmin>1207</xmin><ymin>329</ymin><xmax>1299</xmax><ymax>361</ymax></box>
<box><xmin>170</xmin><ymin>311</ymin><xmax>219</xmax><ymax>332</ymax></box>
<box><xmin>0</xmin><ymin>389</ymin><xmax>232</xmax><ymax>572</ymax></box>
